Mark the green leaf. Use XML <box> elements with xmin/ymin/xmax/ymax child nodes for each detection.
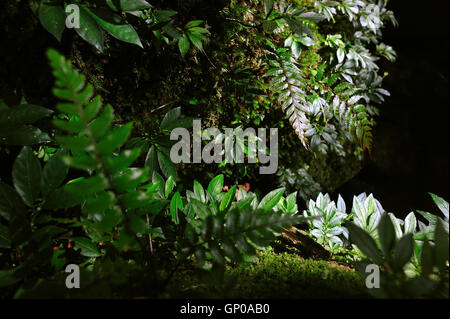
<box><xmin>207</xmin><ymin>175</ymin><xmax>224</xmax><ymax>195</ymax></box>
<box><xmin>12</xmin><ymin>147</ymin><xmax>42</xmax><ymax>207</ymax></box>
<box><xmin>104</xmin><ymin>148</ymin><xmax>141</xmax><ymax>174</ymax></box>
<box><xmin>0</xmin><ymin>104</ymin><xmax>53</xmax><ymax>128</ymax></box>
<box><xmin>220</xmin><ymin>185</ymin><xmax>236</xmax><ymax>213</ymax></box>
<box><xmin>157</xmin><ymin>150</ymin><xmax>179</xmax><ymax>181</ymax></box>
<box><xmin>39</xmin><ymin>0</ymin><xmax>66</xmax><ymax>42</ymax></box>
<box><xmin>378</xmin><ymin>213</ymin><xmax>395</xmax><ymax>258</ymax></box>
<box><xmin>165</xmin><ymin>176</ymin><xmax>175</xmax><ymax>198</ymax></box>
<box><xmin>85</xmin><ymin>7</ymin><xmax>143</xmax><ymax>48</ymax></box>
<box><xmin>98</xmin><ymin>123</ymin><xmax>133</xmax><ymax>155</ymax></box>
<box><xmin>0</xmin><ymin>223</ymin><xmax>11</xmax><ymax>248</ymax></box>
<box><xmin>178</xmin><ymin>34</ymin><xmax>190</xmax><ymax>57</ymax></box>
<box><xmin>193</xmin><ymin>180</ymin><xmax>206</xmax><ymax>203</ymax></box>
<box><xmin>145</xmin><ymin>145</ymin><xmax>158</xmax><ymax>177</ymax></box>
<box><xmin>170</xmin><ymin>192</ymin><xmax>181</xmax><ymax>225</ymax></box>
<box><xmin>420</xmin><ymin>238</ymin><xmax>433</xmax><ymax>277</ymax></box>
<box><xmin>185</xmin><ymin>20</ymin><xmax>203</xmax><ymax>28</ymax></box>
<box><xmin>0</xmin><ymin>125</ymin><xmax>52</xmax><ymax>145</ymax></box>
<box><xmin>0</xmin><ymin>181</ymin><xmax>26</xmax><ymax>221</ymax></box>
<box><xmin>112</xmin><ymin>168</ymin><xmax>149</xmax><ymax>192</ymax></box>
<box><xmin>74</xmin><ymin>6</ymin><xmax>104</xmax><ymax>52</ymax></box>
<box><xmin>187</xmin><ymin>32</ymin><xmax>205</xmax><ymax>51</ymax></box>
<box><xmin>392</xmin><ymin>233</ymin><xmax>414</xmax><ymax>272</ymax></box>
<box><xmin>434</xmin><ymin>218</ymin><xmax>449</xmax><ymax>271</ymax></box>
<box><xmin>88</xmin><ymin>104</ymin><xmax>114</xmax><ymax>139</ymax></box>
<box><xmin>222</xmin><ymin>238</ymin><xmax>242</xmax><ymax>262</ymax></box>
<box><xmin>347</xmin><ymin>222</ymin><xmax>383</xmax><ymax>264</ymax></box>
<box><xmin>160</xmin><ymin>107</ymin><xmax>181</xmax><ymax>130</ymax></box>
<box><xmin>209</xmin><ymin>242</ymin><xmax>225</xmax><ymax>266</ymax></box>
<box><xmin>107</xmin><ymin>0</ymin><xmax>152</xmax><ymax>12</ymax></box>
<box><xmin>404</xmin><ymin>212</ymin><xmax>417</xmax><ymax>234</ymax></box>
<box><xmin>65</xmin><ymin>175</ymin><xmax>108</xmax><ymax>197</ymax></box>
<box><xmin>120</xmin><ymin>191</ymin><xmax>152</xmax><ymax>210</ymax></box>
<box><xmin>429</xmin><ymin>193</ymin><xmax>449</xmax><ymax>221</ymax></box>
<box><xmin>41</xmin><ymin>150</ymin><xmax>69</xmax><ymax>197</ymax></box>
<box><xmin>43</xmin><ymin>185</ymin><xmax>85</xmax><ymax>210</ymax></box>
<box><xmin>72</xmin><ymin>237</ymin><xmax>101</xmax><ymax>257</ymax></box>
<box><xmin>264</xmin><ymin>0</ymin><xmax>275</xmax><ymax>18</ymax></box>
<box><xmin>258</xmin><ymin>187</ymin><xmax>285</xmax><ymax>212</ymax></box>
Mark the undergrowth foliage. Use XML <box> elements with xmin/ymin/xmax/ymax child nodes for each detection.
<box><xmin>0</xmin><ymin>50</ymin><xmax>307</xmax><ymax>297</ymax></box>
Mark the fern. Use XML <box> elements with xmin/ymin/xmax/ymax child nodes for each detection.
<box><xmin>265</xmin><ymin>48</ymin><xmax>312</xmax><ymax>148</ymax></box>
<box><xmin>47</xmin><ymin>49</ymin><xmax>160</xmax><ymax>252</ymax></box>
<box><xmin>265</xmin><ymin>49</ymin><xmax>374</xmax><ymax>152</ymax></box>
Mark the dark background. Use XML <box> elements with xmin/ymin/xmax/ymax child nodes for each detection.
<box><xmin>335</xmin><ymin>0</ymin><xmax>449</xmax><ymax>217</ymax></box>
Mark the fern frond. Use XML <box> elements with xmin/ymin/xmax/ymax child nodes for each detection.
<box><xmin>265</xmin><ymin>49</ymin><xmax>312</xmax><ymax>148</ymax></box>
<box><xmin>185</xmin><ymin>202</ymin><xmax>307</xmax><ymax>267</ymax></box>
<box><xmin>47</xmin><ymin>49</ymin><xmax>154</xmax><ymax>214</ymax></box>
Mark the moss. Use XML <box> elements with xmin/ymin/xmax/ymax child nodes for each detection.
<box><xmin>169</xmin><ymin>250</ymin><xmax>371</xmax><ymax>298</ymax></box>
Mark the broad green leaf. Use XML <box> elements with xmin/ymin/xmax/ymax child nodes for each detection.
<box><xmin>165</xmin><ymin>176</ymin><xmax>175</xmax><ymax>198</ymax></box>
<box><xmin>207</xmin><ymin>174</ymin><xmax>224</xmax><ymax>195</ymax></box>
<box><xmin>258</xmin><ymin>187</ymin><xmax>285</xmax><ymax>212</ymax></box>
<box><xmin>39</xmin><ymin>0</ymin><xmax>66</xmax><ymax>41</ymax></box>
<box><xmin>416</xmin><ymin>210</ymin><xmax>438</xmax><ymax>226</ymax></box>
<box><xmin>41</xmin><ymin>150</ymin><xmax>69</xmax><ymax>197</ymax></box>
<box><xmin>429</xmin><ymin>193</ymin><xmax>449</xmax><ymax>221</ymax></box>
<box><xmin>0</xmin><ymin>224</ymin><xmax>11</xmax><ymax>248</ymax></box>
<box><xmin>388</xmin><ymin>213</ymin><xmax>403</xmax><ymax>239</ymax></box>
<box><xmin>152</xmin><ymin>171</ymin><xmax>165</xmax><ymax>197</ymax></box>
<box><xmin>187</xmin><ymin>32</ymin><xmax>205</xmax><ymax>51</ymax></box>
<box><xmin>12</xmin><ymin>146</ymin><xmax>42</xmax><ymax>207</ymax></box>
<box><xmin>160</xmin><ymin>107</ymin><xmax>181</xmax><ymax>130</ymax></box>
<box><xmin>106</xmin><ymin>0</ymin><xmax>151</xmax><ymax>12</ymax></box>
<box><xmin>220</xmin><ymin>185</ymin><xmax>237</xmax><ymax>213</ymax></box>
<box><xmin>434</xmin><ymin>219</ymin><xmax>449</xmax><ymax>271</ymax></box>
<box><xmin>145</xmin><ymin>145</ymin><xmax>158</xmax><ymax>177</ymax></box>
<box><xmin>0</xmin><ymin>181</ymin><xmax>26</xmax><ymax>221</ymax></box>
<box><xmin>185</xmin><ymin>20</ymin><xmax>203</xmax><ymax>28</ymax></box>
<box><xmin>74</xmin><ymin>6</ymin><xmax>104</xmax><ymax>52</ymax></box>
<box><xmin>72</xmin><ymin>237</ymin><xmax>101</xmax><ymax>257</ymax></box>
<box><xmin>392</xmin><ymin>234</ymin><xmax>414</xmax><ymax>271</ymax></box>
<box><xmin>85</xmin><ymin>7</ymin><xmax>143</xmax><ymax>48</ymax></box>
<box><xmin>404</xmin><ymin>212</ymin><xmax>417</xmax><ymax>234</ymax></box>
<box><xmin>157</xmin><ymin>150</ymin><xmax>179</xmax><ymax>181</ymax></box>
<box><xmin>347</xmin><ymin>222</ymin><xmax>383</xmax><ymax>265</ymax></box>
<box><xmin>178</xmin><ymin>34</ymin><xmax>190</xmax><ymax>57</ymax></box>
<box><xmin>0</xmin><ymin>125</ymin><xmax>52</xmax><ymax>145</ymax></box>
<box><xmin>378</xmin><ymin>213</ymin><xmax>395</xmax><ymax>257</ymax></box>
<box><xmin>264</xmin><ymin>0</ymin><xmax>275</xmax><ymax>18</ymax></box>
<box><xmin>0</xmin><ymin>104</ymin><xmax>53</xmax><ymax>128</ymax></box>
<box><xmin>43</xmin><ymin>185</ymin><xmax>85</xmax><ymax>210</ymax></box>
<box><xmin>193</xmin><ymin>180</ymin><xmax>206</xmax><ymax>203</ymax></box>
<box><xmin>420</xmin><ymin>238</ymin><xmax>433</xmax><ymax>276</ymax></box>
<box><xmin>170</xmin><ymin>191</ymin><xmax>181</xmax><ymax>224</ymax></box>
<box><xmin>285</xmin><ymin>192</ymin><xmax>298</xmax><ymax>213</ymax></box>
